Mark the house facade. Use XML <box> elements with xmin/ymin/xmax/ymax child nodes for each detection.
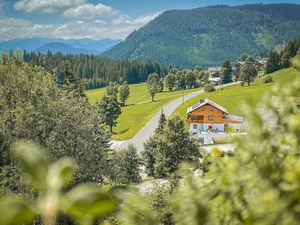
<box><xmin>187</xmin><ymin>99</ymin><xmax>244</xmax><ymax>133</ymax></box>
<box><xmin>208</xmin><ymin>67</ymin><xmax>222</xmax><ymax>83</ymax></box>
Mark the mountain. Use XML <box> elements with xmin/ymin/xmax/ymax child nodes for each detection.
<box><xmin>0</xmin><ymin>38</ymin><xmax>121</xmax><ymax>54</ymax></box>
<box><xmin>103</xmin><ymin>3</ymin><xmax>300</xmax><ymax>68</ymax></box>
<box><xmin>35</xmin><ymin>42</ymin><xmax>99</xmax><ymax>54</ymax></box>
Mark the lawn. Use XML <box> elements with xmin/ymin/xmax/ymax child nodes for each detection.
<box><xmin>173</xmin><ymin>67</ymin><xmax>298</xmax><ymax>122</ymax></box>
<box><xmin>86</xmin><ymin>84</ymin><xmax>203</xmax><ymax>140</ymax></box>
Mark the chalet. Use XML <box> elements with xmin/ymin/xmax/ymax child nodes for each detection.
<box><xmin>255</xmin><ymin>58</ymin><xmax>268</xmax><ymax>70</ymax></box>
<box><xmin>187</xmin><ymin>99</ymin><xmax>244</xmax><ymax>133</ymax></box>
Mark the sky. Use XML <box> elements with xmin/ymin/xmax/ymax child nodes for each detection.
<box><xmin>0</xmin><ymin>0</ymin><xmax>299</xmax><ymax>41</ymax></box>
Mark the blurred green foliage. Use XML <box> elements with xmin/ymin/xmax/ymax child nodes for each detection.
<box><xmin>0</xmin><ymin>141</ymin><xmax>115</xmax><ymax>225</ymax></box>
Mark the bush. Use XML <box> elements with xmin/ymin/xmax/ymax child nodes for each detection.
<box><xmin>204</xmin><ymin>83</ymin><xmax>216</xmax><ymax>92</ymax></box>
<box><xmin>263</xmin><ymin>75</ymin><xmax>273</xmax><ymax>83</ymax></box>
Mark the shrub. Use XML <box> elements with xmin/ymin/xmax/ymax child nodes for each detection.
<box><xmin>263</xmin><ymin>75</ymin><xmax>273</xmax><ymax>83</ymax></box>
<box><xmin>204</xmin><ymin>83</ymin><xmax>216</xmax><ymax>92</ymax></box>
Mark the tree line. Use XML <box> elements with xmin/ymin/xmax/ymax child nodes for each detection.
<box><xmin>22</xmin><ymin>51</ymin><xmax>166</xmax><ymax>90</ymax></box>
<box><xmin>264</xmin><ymin>37</ymin><xmax>300</xmax><ymax>74</ymax></box>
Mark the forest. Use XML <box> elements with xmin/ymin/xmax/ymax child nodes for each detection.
<box><xmin>23</xmin><ymin>51</ymin><xmax>167</xmax><ymax>90</ymax></box>
<box><xmin>103</xmin><ymin>3</ymin><xmax>300</xmax><ymax>67</ymax></box>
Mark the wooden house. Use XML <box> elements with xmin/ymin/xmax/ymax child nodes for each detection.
<box><xmin>187</xmin><ymin>99</ymin><xmax>243</xmax><ymax>133</ymax></box>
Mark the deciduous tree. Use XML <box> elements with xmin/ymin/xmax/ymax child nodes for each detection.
<box><xmin>239</xmin><ymin>61</ymin><xmax>258</xmax><ymax>86</ymax></box>
<box><xmin>146</xmin><ymin>73</ymin><xmax>160</xmax><ymax>102</ymax></box>
<box><xmin>97</xmin><ymin>95</ymin><xmax>121</xmax><ymax>132</ymax></box>
<box><xmin>119</xmin><ymin>81</ymin><xmax>130</xmax><ymax>106</ymax></box>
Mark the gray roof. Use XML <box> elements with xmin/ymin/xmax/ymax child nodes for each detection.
<box><xmin>187</xmin><ymin>98</ymin><xmax>228</xmax><ymax>114</ymax></box>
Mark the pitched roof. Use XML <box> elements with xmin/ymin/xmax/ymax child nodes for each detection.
<box><xmin>187</xmin><ymin>98</ymin><xmax>228</xmax><ymax>114</ymax></box>
<box><xmin>207</xmin><ymin>67</ymin><xmax>222</xmax><ymax>73</ymax></box>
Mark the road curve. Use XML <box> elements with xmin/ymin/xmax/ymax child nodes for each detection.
<box><xmin>114</xmin><ymin>82</ymin><xmax>239</xmax><ymax>152</ymax></box>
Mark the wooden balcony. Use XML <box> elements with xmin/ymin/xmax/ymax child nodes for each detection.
<box><xmin>187</xmin><ymin>119</ymin><xmax>204</xmax><ymax>123</ymax></box>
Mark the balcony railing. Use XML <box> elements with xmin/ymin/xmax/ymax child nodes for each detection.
<box><xmin>187</xmin><ymin>119</ymin><xmax>204</xmax><ymax>123</ymax></box>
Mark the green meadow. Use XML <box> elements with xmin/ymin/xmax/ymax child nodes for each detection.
<box><xmin>86</xmin><ymin>84</ymin><xmax>203</xmax><ymax>140</ymax></box>
<box><xmin>86</xmin><ymin>68</ymin><xmax>298</xmax><ymax>140</ymax></box>
<box><xmin>173</xmin><ymin>68</ymin><xmax>298</xmax><ymax>122</ymax></box>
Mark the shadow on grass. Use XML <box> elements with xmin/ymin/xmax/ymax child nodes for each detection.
<box><xmin>112</xmin><ymin>128</ymin><xmax>129</xmax><ymax>135</ymax></box>
<box><xmin>121</xmin><ymin>103</ymin><xmax>135</xmax><ymax>107</ymax></box>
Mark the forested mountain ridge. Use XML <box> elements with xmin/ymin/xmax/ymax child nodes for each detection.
<box><xmin>23</xmin><ymin>51</ymin><xmax>166</xmax><ymax>89</ymax></box>
<box><xmin>103</xmin><ymin>3</ymin><xmax>300</xmax><ymax>68</ymax></box>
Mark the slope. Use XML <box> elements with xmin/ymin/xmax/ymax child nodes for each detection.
<box><xmin>173</xmin><ymin>67</ymin><xmax>298</xmax><ymax>122</ymax></box>
<box><xmin>103</xmin><ymin>4</ymin><xmax>300</xmax><ymax>68</ymax></box>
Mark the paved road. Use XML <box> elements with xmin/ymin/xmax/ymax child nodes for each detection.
<box><xmin>114</xmin><ymin>82</ymin><xmax>239</xmax><ymax>152</ymax></box>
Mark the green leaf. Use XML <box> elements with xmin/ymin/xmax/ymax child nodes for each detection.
<box><xmin>65</xmin><ymin>184</ymin><xmax>115</xmax><ymax>220</ymax></box>
<box><xmin>0</xmin><ymin>197</ymin><xmax>36</xmax><ymax>225</ymax></box>
<box><xmin>12</xmin><ymin>141</ymin><xmax>49</xmax><ymax>190</ymax></box>
<box><xmin>47</xmin><ymin>158</ymin><xmax>74</xmax><ymax>190</ymax></box>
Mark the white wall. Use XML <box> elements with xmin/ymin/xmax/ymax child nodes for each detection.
<box><xmin>190</xmin><ymin>123</ymin><xmax>243</xmax><ymax>133</ymax></box>
<box><xmin>190</xmin><ymin>123</ymin><xmax>225</xmax><ymax>132</ymax></box>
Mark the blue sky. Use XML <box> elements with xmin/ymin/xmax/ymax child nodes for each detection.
<box><xmin>1</xmin><ymin>0</ymin><xmax>299</xmax><ymax>41</ymax></box>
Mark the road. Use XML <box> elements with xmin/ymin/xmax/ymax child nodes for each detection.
<box><xmin>113</xmin><ymin>82</ymin><xmax>239</xmax><ymax>152</ymax></box>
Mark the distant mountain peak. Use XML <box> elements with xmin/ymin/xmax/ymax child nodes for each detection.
<box><xmin>0</xmin><ymin>38</ymin><xmax>121</xmax><ymax>54</ymax></box>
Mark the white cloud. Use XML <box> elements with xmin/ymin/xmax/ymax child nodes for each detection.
<box><xmin>0</xmin><ymin>13</ymin><xmax>160</xmax><ymax>41</ymax></box>
<box><xmin>112</xmin><ymin>13</ymin><xmax>161</xmax><ymax>26</ymax></box>
<box><xmin>14</xmin><ymin>0</ymin><xmax>85</xmax><ymax>13</ymax></box>
<box><xmin>1</xmin><ymin>1</ymin><xmax>160</xmax><ymax>41</ymax></box>
<box><xmin>64</xmin><ymin>3</ymin><xmax>119</xmax><ymax>20</ymax></box>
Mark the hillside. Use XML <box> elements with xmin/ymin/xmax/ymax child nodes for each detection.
<box><xmin>103</xmin><ymin>3</ymin><xmax>300</xmax><ymax>68</ymax></box>
<box><xmin>86</xmin><ymin>67</ymin><xmax>298</xmax><ymax>141</ymax></box>
<box><xmin>86</xmin><ymin>84</ymin><xmax>203</xmax><ymax>140</ymax></box>
<box><xmin>173</xmin><ymin>67</ymin><xmax>298</xmax><ymax>121</ymax></box>
<box><xmin>0</xmin><ymin>38</ymin><xmax>121</xmax><ymax>54</ymax></box>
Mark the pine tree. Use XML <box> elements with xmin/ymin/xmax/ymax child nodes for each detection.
<box><xmin>156</xmin><ymin>110</ymin><xmax>167</xmax><ymax>134</ymax></box>
<box><xmin>143</xmin><ymin>116</ymin><xmax>200</xmax><ymax>178</ymax></box>
<box><xmin>158</xmin><ymin>78</ymin><xmax>164</xmax><ymax>92</ymax></box>
<box><xmin>221</xmin><ymin>60</ymin><xmax>232</xmax><ymax>84</ymax></box>
<box><xmin>106</xmin><ymin>81</ymin><xmax>119</xmax><ymax>97</ymax></box>
<box><xmin>266</xmin><ymin>51</ymin><xmax>281</xmax><ymax>74</ymax></box>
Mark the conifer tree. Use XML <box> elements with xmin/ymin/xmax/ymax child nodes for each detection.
<box><xmin>158</xmin><ymin>78</ymin><xmax>164</xmax><ymax>92</ymax></box>
<box><xmin>221</xmin><ymin>60</ymin><xmax>232</xmax><ymax>84</ymax></box>
<box><xmin>143</xmin><ymin>116</ymin><xmax>200</xmax><ymax>178</ymax></box>
<box><xmin>155</xmin><ymin>110</ymin><xmax>167</xmax><ymax>134</ymax></box>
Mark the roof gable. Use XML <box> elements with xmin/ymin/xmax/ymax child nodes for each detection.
<box><xmin>187</xmin><ymin>99</ymin><xmax>228</xmax><ymax>114</ymax></box>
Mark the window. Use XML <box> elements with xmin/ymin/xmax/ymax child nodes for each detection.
<box><xmin>193</xmin><ymin>124</ymin><xmax>197</xmax><ymax>129</ymax></box>
<box><xmin>191</xmin><ymin>115</ymin><xmax>204</xmax><ymax>120</ymax></box>
<box><xmin>210</xmin><ymin>106</ymin><xmax>214</xmax><ymax>111</ymax></box>
<box><xmin>208</xmin><ymin>115</ymin><xmax>213</xmax><ymax>121</ymax></box>
<box><xmin>200</xmin><ymin>106</ymin><xmax>205</xmax><ymax>111</ymax></box>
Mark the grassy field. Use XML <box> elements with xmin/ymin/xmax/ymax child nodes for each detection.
<box><xmin>172</xmin><ymin>68</ymin><xmax>298</xmax><ymax>122</ymax></box>
<box><xmin>86</xmin><ymin>84</ymin><xmax>203</xmax><ymax>140</ymax></box>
